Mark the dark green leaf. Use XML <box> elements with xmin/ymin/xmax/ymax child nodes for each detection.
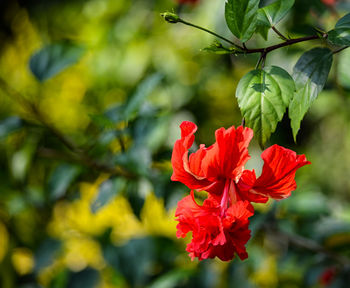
<box><xmin>289</xmin><ymin>48</ymin><xmax>333</xmax><ymax>140</ymax></box>
<box><xmin>34</xmin><ymin>239</ymin><xmax>61</xmax><ymax>272</ymax></box>
<box><xmin>236</xmin><ymin>66</ymin><xmax>295</xmax><ymax>147</ymax></box>
<box><xmin>0</xmin><ymin>116</ymin><xmax>22</xmax><ymax>138</ymax></box>
<box><xmin>29</xmin><ymin>43</ymin><xmax>85</xmax><ymax>82</ymax></box>
<box><xmin>257</xmin><ymin>0</ymin><xmax>294</xmax><ymax>27</ymax></box>
<box><xmin>67</xmin><ymin>269</ymin><xmax>99</xmax><ymax>288</ymax></box>
<box><xmin>90</xmin><ymin>178</ymin><xmax>126</xmax><ymax>213</ymax></box>
<box><xmin>202</xmin><ymin>41</ymin><xmax>240</xmax><ymax>55</ymax></box>
<box><xmin>225</xmin><ymin>0</ymin><xmax>259</xmax><ymax>42</ymax></box>
<box><xmin>124</xmin><ymin>73</ymin><xmax>162</xmax><ymax>120</ymax></box>
<box><xmin>48</xmin><ymin>164</ymin><xmax>81</xmax><ymax>200</ymax></box>
<box><xmin>104</xmin><ymin>238</ymin><xmax>154</xmax><ymax>287</ymax></box>
<box><xmin>328</xmin><ymin>13</ymin><xmax>350</xmax><ymax>46</ymax></box>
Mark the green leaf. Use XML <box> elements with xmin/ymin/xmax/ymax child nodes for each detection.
<box><xmin>90</xmin><ymin>178</ymin><xmax>126</xmax><ymax>213</ymax></box>
<box><xmin>29</xmin><ymin>43</ymin><xmax>85</xmax><ymax>82</ymax></box>
<box><xmin>202</xmin><ymin>41</ymin><xmax>240</xmax><ymax>55</ymax></box>
<box><xmin>236</xmin><ymin>66</ymin><xmax>295</xmax><ymax>147</ymax></box>
<box><xmin>225</xmin><ymin>0</ymin><xmax>259</xmax><ymax>42</ymax></box>
<box><xmin>48</xmin><ymin>164</ymin><xmax>81</xmax><ymax>200</ymax></box>
<box><xmin>338</xmin><ymin>47</ymin><xmax>350</xmax><ymax>88</ymax></box>
<box><xmin>148</xmin><ymin>269</ymin><xmax>193</xmax><ymax>288</ymax></box>
<box><xmin>289</xmin><ymin>48</ymin><xmax>333</xmax><ymax>140</ymax></box>
<box><xmin>255</xmin><ymin>24</ymin><xmax>270</xmax><ymax>40</ymax></box>
<box><xmin>0</xmin><ymin>116</ymin><xmax>22</xmax><ymax>138</ymax></box>
<box><xmin>257</xmin><ymin>0</ymin><xmax>295</xmax><ymax>27</ymax></box>
<box><xmin>328</xmin><ymin>13</ymin><xmax>350</xmax><ymax>46</ymax></box>
<box><xmin>34</xmin><ymin>238</ymin><xmax>61</xmax><ymax>272</ymax></box>
<box><xmin>124</xmin><ymin>73</ymin><xmax>162</xmax><ymax>120</ymax></box>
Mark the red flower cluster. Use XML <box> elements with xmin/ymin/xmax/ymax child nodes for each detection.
<box><xmin>171</xmin><ymin>121</ymin><xmax>310</xmax><ymax>261</ymax></box>
<box><xmin>321</xmin><ymin>0</ymin><xmax>337</xmax><ymax>6</ymax></box>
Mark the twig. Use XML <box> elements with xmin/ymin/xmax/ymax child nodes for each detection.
<box><xmin>333</xmin><ymin>46</ymin><xmax>349</xmax><ymax>54</ymax></box>
<box><xmin>177</xmin><ymin>18</ymin><xmax>244</xmax><ymax>50</ymax></box>
<box><xmin>272</xmin><ymin>26</ymin><xmax>288</xmax><ymax>41</ymax></box>
<box><xmin>166</xmin><ymin>15</ymin><xmax>324</xmax><ymax>55</ymax></box>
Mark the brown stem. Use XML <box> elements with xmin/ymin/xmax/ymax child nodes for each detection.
<box><xmin>174</xmin><ymin>16</ymin><xmax>324</xmax><ymax>55</ymax></box>
<box><xmin>242</xmin><ymin>34</ymin><xmax>322</xmax><ymax>55</ymax></box>
<box><xmin>272</xmin><ymin>26</ymin><xmax>288</xmax><ymax>41</ymax></box>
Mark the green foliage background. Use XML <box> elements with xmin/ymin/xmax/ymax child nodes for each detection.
<box><xmin>0</xmin><ymin>0</ymin><xmax>350</xmax><ymax>287</ymax></box>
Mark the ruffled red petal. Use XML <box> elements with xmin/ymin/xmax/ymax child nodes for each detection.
<box><xmin>252</xmin><ymin>144</ymin><xmax>311</xmax><ymax>200</ymax></box>
<box><xmin>171</xmin><ymin>121</ymin><xmax>212</xmax><ymax>190</ymax></box>
<box><xmin>175</xmin><ymin>192</ymin><xmax>253</xmax><ymax>261</ymax></box>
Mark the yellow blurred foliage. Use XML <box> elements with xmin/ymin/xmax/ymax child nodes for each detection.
<box><xmin>141</xmin><ymin>192</ymin><xmax>177</xmax><ymax>238</ymax></box>
<box><xmin>11</xmin><ymin>248</ymin><xmax>34</xmax><ymax>275</ymax></box>
<box><xmin>0</xmin><ymin>222</ymin><xmax>9</xmax><ymax>263</ymax></box>
<box><xmin>63</xmin><ymin>237</ymin><xmax>105</xmax><ymax>272</ymax></box>
<box><xmin>251</xmin><ymin>255</ymin><xmax>278</xmax><ymax>288</ymax></box>
<box><xmin>46</xmin><ymin>174</ymin><xmax>177</xmax><ymax>280</ymax></box>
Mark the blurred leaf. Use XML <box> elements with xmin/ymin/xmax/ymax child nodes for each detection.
<box><xmin>49</xmin><ymin>269</ymin><xmax>69</xmax><ymax>288</ymax></box>
<box><xmin>314</xmin><ymin>218</ymin><xmax>350</xmax><ymax>242</ymax></box>
<box><xmin>10</xmin><ymin>137</ymin><xmax>38</xmax><ymax>181</ymax></box>
<box><xmin>89</xmin><ymin>114</ymin><xmax>117</xmax><ymax>130</ymax></box>
<box><xmin>48</xmin><ymin>164</ymin><xmax>81</xmax><ymax>200</ymax></box>
<box><xmin>338</xmin><ymin>47</ymin><xmax>350</xmax><ymax>88</ymax></box>
<box><xmin>104</xmin><ymin>238</ymin><xmax>154</xmax><ymax>287</ymax></box>
<box><xmin>225</xmin><ymin>0</ymin><xmax>259</xmax><ymax>42</ymax></box>
<box><xmin>236</xmin><ymin>65</ymin><xmax>295</xmax><ymax>147</ymax></box>
<box><xmin>103</xmin><ymin>104</ymin><xmax>126</xmax><ymax>125</ymax></box>
<box><xmin>148</xmin><ymin>268</ymin><xmax>192</xmax><ymax>288</ymax></box>
<box><xmin>133</xmin><ymin>115</ymin><xmax>170</xmax><ymax>152</ymax></box>
<box><xmin>257</xmin><ymin>0</ymin><xmax>294</xmax><ymax>27</ymax></box>
<box><xmin>124</xmin><ymin>73</ymin><xmax>162</xmax><ymax>120</ymax></box>
<box><xmin>289</xmin><ymin>48</ymin><xmax>333</xmax><ymax>141</ymax></box>
<box><xmin>280</xmin><ymin>190</ymin><xmax>329</xmax><ymax>217</ymax></box>
<box><xmin>90</xmin><ymin>178</ymin><xmax>126</xmax><ymax>213</ymax></box>
<box><xmin>328</xmin><ymin>13</ymin><xmax>350</xmax><ymax>46</ymax></box>
<box><xmin>202</xmin><ymin>41</ymin><xmax>240</xmax><ymax>55</ymax></box>
<box><xmin>34</xmin><ymin>238</ymin><xmax>61</xmax><ymax>272</ymax></box>
<box><xmin>0</xmin><ymin>116</ymin><xmax>22</xmax><ymax>138</ymax></box>
<box><xmin>29</xmin><ymin>43</ymin><xmax>85</xmax><ymax>82</ymax></box>
<box><xmin>115</xmin><ymin>145</ymin><xmax>151</xmax><ymax>176</ymax></box>
<box><xmin>67</xmin><ymin>268</ymin><xmax>99</xmax><ymax>288</ymax></box>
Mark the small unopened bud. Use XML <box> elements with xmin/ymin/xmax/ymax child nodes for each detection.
<box><xmin>161</xmin><ymin>12</ymin><xmax>180</xmax><ymax>24</ymax></box>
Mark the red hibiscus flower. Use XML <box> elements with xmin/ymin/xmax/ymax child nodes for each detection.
<box><xmin>171</xmin><ymin>121</ymin><xmax>310</xmax><ymax>204</ymax></box>
<box><xmin>176</xmin><ymin>191</ymin><xmax>253</xmax><ymax>261</ymax></box>
<box><xmin>321</xmin><ymin>0</ymin><xmax>337</xmax><ymax>6</ymax></box>
<box><xmin>172</xmin><ymin>121</ymin><xmax>310</xmax><ymax>261</ymax></box>
<box><xmin>319</xmin><ymin>267</ymin><xmax>337</xmax><ymax>286</ymax></box>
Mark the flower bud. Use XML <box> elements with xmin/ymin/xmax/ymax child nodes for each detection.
<box><xmin>161</xmin><ymin>12</ymin><xmax>180</xmax><ymax>24</ymax></box>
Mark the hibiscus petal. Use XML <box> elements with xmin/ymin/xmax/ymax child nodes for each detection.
<box><xmin>252</xmin><ymin>144</ymin><xmax>311</xmax><ymax>199</ymax></box>
<box><xmin>176</xmin><ymin>193</ymin><xmax>253</xmax><ymax>261</ymax></box>
<box><xmin>237</xmin><ymin>170</ymin><xmax>269</xmax><ymax>203</ymax></box>
<box><xmin>171</xmin><ymin>121</ymin><xmax>212</xmax><ymax>189</ymax></box>
<box><xmin>203</xmin><ymin>126</ymin><xmax>253</xmax><ymax>180</ymax></box>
